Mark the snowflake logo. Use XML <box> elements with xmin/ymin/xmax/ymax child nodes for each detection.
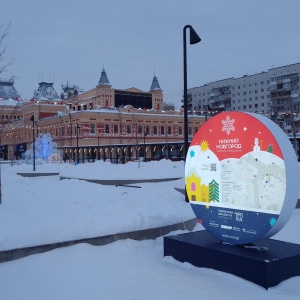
<box><xmin>269</xmin><ymin>217</ymin><xmax>277</xmax><ymax>227</ymax></box>
<box><xmin>222</xmin><ymin>115</ymin><xmax>235</xmax><ymax>135</ymax></box>
<box><xmin>190</xmin><ymin>150</ymin><xmax>195</xmax><ymax>158</ymax></box>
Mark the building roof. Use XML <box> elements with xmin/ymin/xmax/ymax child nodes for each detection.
<box><xmin>98</xmin><ymin>68</ymin><xmax>110</xmax><ymax>86</ymax></box>
<box><xmin>0</xmin><ymin>78</ymin><xmax>20</xmax><ymax>100</ymax></box>
<box><xmin>150</xmin><ymin>75</ymin><xmax>161</xmax><ymax>91</ymax></box>
<box><xmin>33</xmin><ymin>82</ymin><xmax>60</xmax><ymax>101</ymax></box>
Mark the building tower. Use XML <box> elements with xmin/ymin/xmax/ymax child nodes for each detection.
<box><xmin>96</xmin><ymin>68</ymin><xmax>114</xmax><ymax>107</ymax></box>
<box><xmin>149</xmin><ymin>74</ymin><xmax>163</xmax><ymax>110</ymax></box>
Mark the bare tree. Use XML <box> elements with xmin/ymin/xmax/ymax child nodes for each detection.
<box><xmin>0</xmin><ymin>22</ymin><xmax>19</xmax><ymax>132</ymax></box>
<box><xmin>129</xmin><ymin>114</ymin><xmax>143</xmax><ymax>168</ymax></box>
<box><xmin>0</xmin><ymin>22</ymin><xmax>15</xmax><ymax>205</ymax></box>
<box><xmin>0</xmin><ymin>22</ymin><xmax>18</xmax><ymax>131</ymax></box>
<box><xmin>0</xmin><ymin>22</ymin><xmax>13</xmax><ymax>76</ymax></box>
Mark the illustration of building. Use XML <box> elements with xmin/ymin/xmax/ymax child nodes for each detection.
<box><xmin>186</xmin><ymin>172</ymin><xmax>209</xmax><ymax>203</ymax></box>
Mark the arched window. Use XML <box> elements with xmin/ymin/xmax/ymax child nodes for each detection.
<box><xmin>191</xmin><ymin>182</ymin><xmax>196</xmax><ymax>191</ymax></box>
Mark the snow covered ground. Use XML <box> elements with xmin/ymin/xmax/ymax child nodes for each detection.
<box><xmin>0</xmin><ymin>160</ymin><xmax>299</xmax><ymax>299</ymax></box>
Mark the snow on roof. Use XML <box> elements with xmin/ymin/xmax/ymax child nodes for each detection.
<box><xmin>0</xmin><ymin>79</ymin><xmax>20</xmax><ymax>100</ymax></box>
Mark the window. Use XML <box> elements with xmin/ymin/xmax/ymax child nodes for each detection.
<box><xmin>161</xmin><ymin>126</ymin><xmax>165</xmax><ymax>135</ymax></box>
<box><xmin>113</xmin><ymin>124</ymin><xmax>118</xmax><ymax>134</ymax></box>
<box><xmin>146</xmin><ymin>125</ymin><xmax>150</xmax><ymax>135</ymax></box>
<box><xmin>249</xmin><ymin>91</ymin><xmax>252</xmax><ymax>94</ymax></box>
<box><xmin>261</xmin><ymin>81</ymin><xmax>264</xmax><ymax>85</ymax></box>
<box><xmin>126</xmin><ymin>125</ymin><xmax>131</xmax><ymax>134</ymax></box>
<box><xmin>153</xmin><ymin>126</ymin><xmax>158</xmax><ymax>135</ymax></box>
<box><xmin>255</xmin><ymin>90</ymin><xmax>258</xmax><ymax>93</ymax></box>
<box><xmin>243</xmin><ymin>105</ymin><xmax>246</xmax><ymax>109</ymax></box>
<box><xmin>75</xmin><ymin>125</ymin><xmax>80</xmax><ymax>135</ymax></box>
<box><xmin>261</xmin><ymin>88</ymin><xmax>264</xmax><ymax>92</ymax></box>
<box><xmin>179</xmin><ymin>126</ymin><xmax>183</xmax><ymax>135</ymax></box>
<box><xmin>60</xmin><ymin>125</ymin><xmax>65</xmax><ymax>136</ymax></box>
<box><xmin>168</xmin><ymin>126</ymin><xmax>172</xmax><ymax>135</ymax></box>
<box><xmin>238</xmin><ymin>86</ymin><xmax>240</xmax><ymax>89</ymax></box>
<box><xmin>249</xmin><ymin>104</ymin><xmax>252</xmax><ymax>108</ymax></box>
<box><xmin>249</xmin><ymin>97</ymin><xmax>252</xmax><ymax>101</ymax></box>
<box><xmin>243</xmin><ymin>92</ymin><xmax>246</xmax><ymax>95</ymax></box>
<box><xmin>249</xmin><ymin>83</ymin><xmax>252</xmax><ymax>87</ymax></box>
<box><xmin>261</xmin><ymin>96</ymin><xmax>264</xmax><ymax>99</ymax></box>
<box><xmin>138</xmin><ymin>125</ymin><xmax>143</xmax><ymax>134</ymax></box>
<box><xmin>255</xmin><ymin>97</ymin><xmax>258</xmax><ymax>100</ymax></box>
<box><xmin>90</xmin><ymin>123</ymin><xmax>95</xmax><ymax>133</ymax></box>
<box><xmin>105</xmin><ymin>124</ymin><xmax>110</xmax><ymax>133</ymax></box>
<box><xmin>261</xmin><ymin>103</ymin><xmax>264</xmax><ymax>107</ymax></box>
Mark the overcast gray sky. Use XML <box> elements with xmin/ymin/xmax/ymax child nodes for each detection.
<box><xmin>1</xmin><ymin>0</ymin><xmax>300</xmax><ymax>108</ymax></box>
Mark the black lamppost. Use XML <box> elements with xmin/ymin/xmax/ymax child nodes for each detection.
<box><xmin>144</xmin><ymin>131</ymin><xmax>147</xmax><ymax>162</ymax></box>
<box><xmin>183</xmin><ymin>25</ymin><xmax>201</xmax><ymax>202</ymax></box>
<box><xmin>76</xmin><ymin>124</ymin><xmax>80</xmax><ymax>164</ymax></box>
<box><xmin>30</xmin><ymin>115</ymin><xmax>35</xmax><ymax>171</ymax></box>
<box><xmin>205</xmin><ymin>105</ymin><xmax>212</xmax><ymax>121</ymax></box>
<box><xmin>183</xmin><ymin>25</ymin><xmax>201</xmax><ymax>159</ymax></box>
<box><xmin>97</xmin><ymin>133</ymin><xmax>100</xmax><ymax>160</ymax></box>
<box><xmin>69</xmin><ymin>113</ymin><xmax>73</xmax><ymax>160</ymax></box>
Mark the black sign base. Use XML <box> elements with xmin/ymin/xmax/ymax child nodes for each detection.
<box><xmin>164</xmin><ymin>230</ymin><xmax>300</xmax><ymax>289</ymax></box>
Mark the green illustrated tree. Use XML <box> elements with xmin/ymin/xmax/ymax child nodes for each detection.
<box><xmin>209</xmin><ymin>179</ymin><xmax>219</xmax><ymax>203</ymax></box>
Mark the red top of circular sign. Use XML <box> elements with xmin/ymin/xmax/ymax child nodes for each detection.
<box><xmin>190</xmin><ymin>112</ymin><xmax>283</xmax><ymax>161</ymax></box>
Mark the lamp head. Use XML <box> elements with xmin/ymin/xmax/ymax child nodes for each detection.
<box><xmin>189</xmin><ymin>26</ymin><xmax>201</xmax><ymax>44</ymax></box>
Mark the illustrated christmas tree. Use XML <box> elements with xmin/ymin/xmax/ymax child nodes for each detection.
<box><xmin>209</xmin><ymin>179</ymin><xmax>219</xmax><ymax>203</ymax></box>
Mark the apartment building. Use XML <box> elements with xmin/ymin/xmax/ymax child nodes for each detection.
<box><xmin>188</xmin><ymin>63</ymin><xmax>300</xmax><ymax>133</ymax></box>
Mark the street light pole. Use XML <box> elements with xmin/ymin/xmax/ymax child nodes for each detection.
<box><xmin>69</xmin><ymin>113</ymin><xmax>73</xmax><ymax>160</ymax></box>
<box><xmin>76</xmin><ymin>124</ymin><xmax>80</xmax><ymax>164</ymax></box>
<box><xmin>30</xmin><ymin>115</ymin><xmax>35</xmax><ymax>171</ymax></box>
<box><xmin>97</xmin><ymin>133</ymin><xmax>100</xmax><ymax>160</ymax></box>
<box><xmin>144</xmin><ymin>131</ymin><xmax>147</xmax><ymax>162</ymax></box>
<box><xmin>183</xmin><ymin>25</ymin><xmax>201</xmax><ymax>159</ymax></box>
<box><xmin>183</xmin><ymin>24</ymin><xmax>201</xmax><ymax>202</ymax></box>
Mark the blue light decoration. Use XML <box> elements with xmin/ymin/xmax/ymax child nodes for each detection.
<box><xmin>24</xmin><ymin>133</ymin><xmax>63</xmax><ymax>164</ymax></box>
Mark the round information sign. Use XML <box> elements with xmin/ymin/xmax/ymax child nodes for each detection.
<box><xmin>185</xmin><ymin>111</ymin><xmax>299</xmax><ymax>244</ymax></box>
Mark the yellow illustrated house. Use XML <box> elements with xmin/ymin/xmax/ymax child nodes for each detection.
<box><xmin>186</xmin><ymin>173</ymin><xmax>209</xmax><ymax>203</ymax></box>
